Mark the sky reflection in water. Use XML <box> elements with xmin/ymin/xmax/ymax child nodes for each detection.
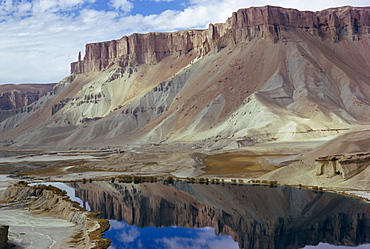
<box><xmin>105</xmin><ymin>220</ymin><xmax>239</xmax><ymax>249</ymax></box>
<box><xmin>37</xmin><ymin>181</ymin><xmax>370</xmax><ymax>249</ymax></box>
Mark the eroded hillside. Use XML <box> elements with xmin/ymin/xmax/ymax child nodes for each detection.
<box><xmin>0</xmin><ymin>6</ymin><xmax>370</xmax><ymax>154</ymax></box>
<box><xmin>0</xmin><ymin>83</ymin><xmax>55</xmax><ymax>122</ymax></box>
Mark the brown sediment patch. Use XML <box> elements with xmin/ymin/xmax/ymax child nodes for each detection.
<box><xmin>24</xmin><ymin>162</ymin><xmax>110</xmax><ymax>176</ymax></box>
<box><xmin>18</xmin><ymin>159</ymin><xmax>90</xmax><ymax>176</ymax></box>
<box><xmin>203</xmin><ymin>152</ymin><xmax>293</xmax><ymax>178</ymax></box>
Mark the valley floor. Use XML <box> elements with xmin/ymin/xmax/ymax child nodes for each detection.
<box><xmin>0</xmin><ymin>138</ymin><xmax>369</xmax><ymax>248</ymax></box>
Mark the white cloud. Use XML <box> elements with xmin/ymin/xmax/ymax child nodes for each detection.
<box><xmin>109</xmin><ymin>0</ymin><xmax>133</xmax><ymax>13</ymax></box>
<box><xmin>108</xmin><ymin>221</ymin><xmax>141</xmax><ymax>243</ymax></box>
<box><xmin>156</xmin><ymin>227</ymin><xmax>239</xmax><ymax>249</ymax></box>
<box><xmin>109</xmin><ymin>220</ymin><xmax>126</xmax><ymax>229</ymax></box>
<box><xmin>0</xmin><ymin>0</ymin><xmax>369</xmax><ymax>83</ymax></box>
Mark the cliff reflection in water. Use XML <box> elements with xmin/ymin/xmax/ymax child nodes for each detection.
<box><xmin>67</xmin><ymin>181</ymin><xmax>370</xmax><ymax>249</ymax></box>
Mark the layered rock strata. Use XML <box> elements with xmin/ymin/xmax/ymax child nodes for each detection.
<box><xmin>316</xmin><ymin>152</ymin><xmax>370</xmax><ymax>179</ymax></box>
<box><xmin>0</xmin><ymin>83</ymin><xmax>55</xmax><ymax>122</ymax></box>
<box><xmin>71</xmin><ymin>6</ymin><xmax>370</xmax><ymax>74</ymax></box>
<box><xmin>1</xmin><ymin>6</ymin><xmax>370</xmax><ymax>152</ymax></box>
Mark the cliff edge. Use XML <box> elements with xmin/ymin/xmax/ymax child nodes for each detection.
<box><xmin>71</xmin><ymin>6</ymin><xmax>370</xmax><ymax>73</ymax></box>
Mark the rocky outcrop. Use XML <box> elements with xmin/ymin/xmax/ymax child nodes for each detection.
<box><xmin>1</xmin><ymin>183</ymin><xmax>110</xmax><ymax>249</ymax></box>
<box><xmin>0</xmin><ymin>83</ymin><xmax>55</xmax><ymax>122</ymax></box>
<box><xmin>70</xmin><ymin>29</ymin><xmax>213</xmax><ymax>73</ymax></box>
<box><xmin>0</xmin><ymin>225</ymin><xmax>8</xmax><ymax>249</ymax></box>
<box><xmin>316</xmin><ymin>152</ymin><xmax>370</xmax><ymax>179</ymax></box>
<box><xmin>71</xmin><ymin>6</ymin><xmax>370</xmax><ymax>74</ymax></box>
<box><xmin>0</xmin><ymin>84</ymin><xmax>55</xmax><ymax>110</ymax></box>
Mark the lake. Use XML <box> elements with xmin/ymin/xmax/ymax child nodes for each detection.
<box><xmin>46</xmin><ymin>181</ymin><xmax>370</xmax><ymax>249</ymax></box>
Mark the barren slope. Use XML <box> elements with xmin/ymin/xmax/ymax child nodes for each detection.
<box><xmin>0</xmin><ymin>6</ymin><xmax>370</xmax><ymax>155</ymax></box>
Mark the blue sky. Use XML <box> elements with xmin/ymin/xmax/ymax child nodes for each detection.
<box><xmin>0</xmin><ymin>0</ymin><xmax>369</xmax><ymax>84</ymax></box>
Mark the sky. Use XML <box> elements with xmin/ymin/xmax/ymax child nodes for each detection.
<box><xmin>0</xmin><ymin>0</ymin><xmax>369</xmax><ymax>84</ymax></box>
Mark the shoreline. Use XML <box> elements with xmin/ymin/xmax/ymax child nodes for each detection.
<box><xmin>28</xmin><ymin>174</ymin><xmax>370</xmax><ymax>204</ymax></box>
<box><xmin>0</xmin><ymin>182</ymin><xmax>111</xmax><ymax>249</ymax></box>
<box><xmin>0</xmin><ymin>144</ymin><xmax>369</xmax><ymax>248</ymax></box>
<box><xmin>0</xmin><ymin>173</ymin><xmax>369</xmax><ymax>248</ymax></box>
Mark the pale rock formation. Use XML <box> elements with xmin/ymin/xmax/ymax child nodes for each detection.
<box><xmin>316</xmin><ymin>152</ymin><xmax>370</xmax><ymax>179</ymax></box>
<box><xmin>1</xmin><ymin>183</ymin><xmax>110</xmax><ymax>249</ymax></box>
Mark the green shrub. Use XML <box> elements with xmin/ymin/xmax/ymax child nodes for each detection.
<box><xmin>165</xmin><ymin>176</ymin><xmax>174</xmax><ymax>184</ymax></box>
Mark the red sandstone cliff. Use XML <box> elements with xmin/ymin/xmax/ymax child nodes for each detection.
<box><xmin>71</xmin><ymin>6</ymin><xmax>370</xmax><ymax>74</ymax></box>
<box><xmin>0</xmin><ymin>83</ymin><xmax>55</xmax><ymax>122</ymax></box>
<box><xmin>0</xmin><ymin>84</ymin><xmax>55</xmax><ymax>110</ymax></box>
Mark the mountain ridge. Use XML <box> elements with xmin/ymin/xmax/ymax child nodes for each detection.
<box><xmin>0</xmin><ymin>5</ymin><xmax>370</xmax><ymax>156</ymax></box>
<box><xmin>71</xmin><ymin>5</ymin><xmax>370</xmax><ymax>74</ymax></box>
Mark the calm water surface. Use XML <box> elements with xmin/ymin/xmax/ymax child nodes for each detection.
<box><xmin>43</xmin><ymin>181</ymin><xmax>370</xmax><ymax>249</ymax></box>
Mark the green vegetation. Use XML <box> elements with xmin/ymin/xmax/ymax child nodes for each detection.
<box><xmin>210</xmin><ymin>178</ymin><xmax>221</xmax><ymax>184</ymax></box>
<box><xmin>198</xmin><ymin>178</ymin><xmax>209</xmax><ymax>184</ymax></box>
<box><xmin>186</xmin><ymin>177</ymin><xmax>196</xmax><ymax>183</ymax></box>
<box><xmin>118</xmin><ymin>175</ymin><xmax>133</xmax><ymax>183</ymax></box>
<box><xmin>164</xmin><ymin>176</ymin><xmax>174</xmax><ymax>184</ymax></box>
<box><xmin>312</xmin><ymin>186</ymin><xmax>323</xmax><ymax>193</ymax></box>
<box><xmin>117</xmin><ymin>175</ymin><xmax>158</xmax><ymax>184</ymax></box>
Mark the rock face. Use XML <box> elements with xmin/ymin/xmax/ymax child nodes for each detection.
<box><xmin>0</xmin><ymin>83</ymin><xmax>55</xmax><ymax>122</ymax></box>
<box><xmin>0</xmin><ymin>84</ymin><xmax>55</xmax><ymax>110</ymax></box>
<box><xmin>1</xmin><ymin>183</ymin><xmax>110</xmax><ymax>249</ymax></box>
<box><xmin>71</xmin><ymin>6</ymin><xmax>370</xmax><ymax>74</ymax></box>
<box><xmin>316</xmin><ymin>152</ymin><xmax>370</xmax><ymax>179</ymax></box>
<box><xmin>1</xmin><ymin>6</ymin><xmax>370</xmax><ymax>151</ymax></box>
<box><xmin>0</xmin><ymin>225</ymin><xmax>8</xmax><ymax>249</ymax></box>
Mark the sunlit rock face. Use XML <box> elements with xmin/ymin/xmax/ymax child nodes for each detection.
<box><xmin>1</xmin><ymin>6</ymin><xmax>370</xmax><ymax>150</ymax></box>
<box><xmin>71</xmin><ymin>6</ymin><xmax>370</xmax><ymax>74</ymax></box>
<box><xmin>0</xmin><ymin>83</ymin><xmax>55</xmax><ymax>122</ymax></box>
<box><xmin>68</xmin><ymin>181</ymin><xmax>370</xmax><ymax>249</ymax></box>
<box><xmin>316</xmin><ymin>152</ymin><xmax>370</xmax><ymax>179</ymax></box>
